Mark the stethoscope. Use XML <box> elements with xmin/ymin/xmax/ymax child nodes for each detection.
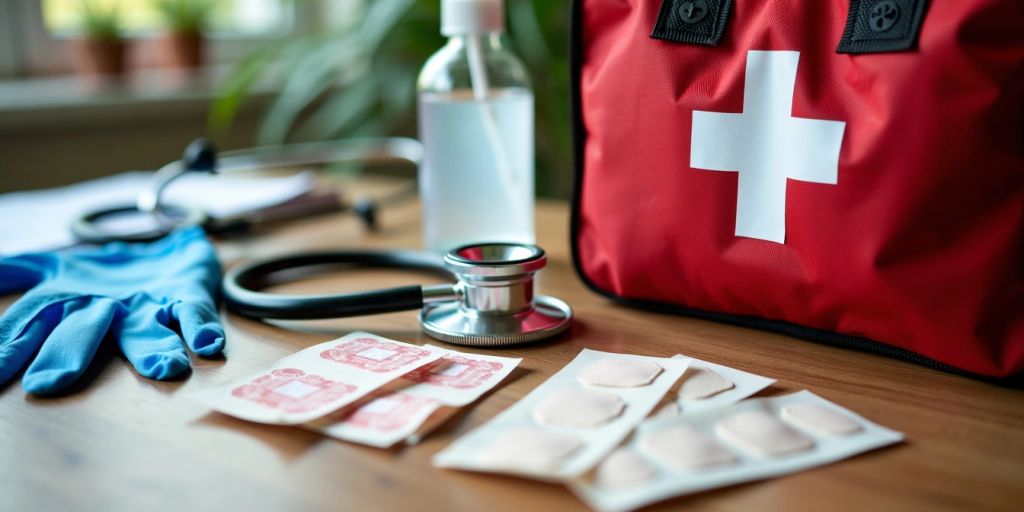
<box><xmin>71</xmin><ymin>137</ymin><xmax>423</xmax><ymax>244</ymax></box>
<box><xmin>223</xmin><ymin>242</ymin><xmax>573</xmax><ymax>346</ymax></box>
<box><xmin>71</xmin><ymin>138</ymin><xmax>573</xmax><ymax>346</ymax></box>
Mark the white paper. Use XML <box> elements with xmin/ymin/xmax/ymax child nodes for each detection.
<box><xmin>433</xmin><ymin>349</ymin><xmax>689</xmax><ymax>481</ymax></box>
<box><xmin>571</xmin><ymin>390</ymin><xmax>904</xmax><ymax>512</ymax></box>
<box><xmin>191</xmin><ymin>332</ymin><xmax>445</xmax><ymax>425</ymax></box>
<box><xmin>653</xmin><ymin>355</ymin><xmax>776</xmax><ymax>417</ymax></box>
<box><xmin>306</xmin><ymin>348</ymin><xmax>522</xmax><ymax>448</ymax></box>
<box><xmin>0</xmin><ymin>170</ymin><xmax>315</xmax><ymax>254</ymax></box>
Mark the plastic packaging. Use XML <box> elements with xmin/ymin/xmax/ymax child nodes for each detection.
<box><xmin>571</xmin><ymin>390</ymin><xmax>904</xmax><ymax>512</ymax></box>
<box><xmin>191</xmin><ymin>332</ymin><xmax>446</xmax><ymax>425</ymax></box>
<box><xmin>433</xmin><ymin>349</ymin><xmax>689</xmax><ymax>481</ymax></box>
<box><xmin>306</xmin><ymin>347</ymin><xmax>521</xmax><ymax>448</ymax></box>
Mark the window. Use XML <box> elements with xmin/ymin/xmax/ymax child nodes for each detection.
<box><xmin>0</xmin><ymin>0</ymin><xmax>330</xmax><ymax>77</ymax></box>
<box><xmin>41</xmin><ymin>0</ymin><xmax>293</xmax><ymax>38</ymax></box>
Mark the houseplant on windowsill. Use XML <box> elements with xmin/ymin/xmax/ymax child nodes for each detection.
<box><xmin>73</xmin><ymin>0</ymin><xmax>126</xmax><ymax>80</ymax></box>
<box><xmin>155</xmin><ymin>0</ymin><xmax>213</xmax><ymax>69</ymax></box>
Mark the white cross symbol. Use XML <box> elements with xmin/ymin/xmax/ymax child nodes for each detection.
<box><xmin>691</xmin><ymin>50</ymin><xmax>846</xmax><ymax>243</ymax></box>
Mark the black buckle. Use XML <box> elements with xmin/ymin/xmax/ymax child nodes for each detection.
<box><xmin>837</xmin><ymin>0</ymin><xmax>930</xmax><ymax>54</ymax></box>
<box><xmin>650</xmin><ymin>0</ymin><xmax>733</xmax><ymax>47</ymax></box>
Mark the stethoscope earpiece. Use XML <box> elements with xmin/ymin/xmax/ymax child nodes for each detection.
<box><xmin>181</xmin><ymin>138</ymin><xmax>218</xmax><ymax>174</ymax></box>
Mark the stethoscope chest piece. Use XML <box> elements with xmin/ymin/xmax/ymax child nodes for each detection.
<box><xmin>421</xmin><ymin>295</ymin><xmax>572</xmax><ymax>346</ymax></box>
<box><xmin>420</xmin><ymin>243</ymin><xmax>572</xmax><ymax>346</ymax></box>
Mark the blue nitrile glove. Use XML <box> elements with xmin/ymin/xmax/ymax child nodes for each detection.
<box><xmin>0</xmin><ymin>227</ymin><xmax>224</xmax><ymax>395</ymax></box>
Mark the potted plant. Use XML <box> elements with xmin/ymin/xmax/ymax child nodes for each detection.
<box><xmin>72</xmin><ymin>1</ymin><xmax>126</xmax><ymax>79</ymax></box>
<box><xmin>155</xmin><ymin>0</ymin><xmax>214</xmax><ymax>69</ymax></box>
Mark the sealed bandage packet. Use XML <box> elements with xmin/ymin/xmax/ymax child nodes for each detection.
<box><xmin>192</xmin><ymin>332</ymin><xmax>447</xmax><ymax>425</ymax></box>
<box><xmin>304</xmin><ymin>347</ymin><xmax>522</xmax><ymax>448</ymax></box>
<box><xmin>571</xmin><ymin>390</ymin><xmax>904</xmax><ymax>512</ymax></box>
<box><xmin>653</xmin><ymin>355</ymin><xmax>776</xmax><ymax>417</ymax></box>
<box><xmin>433</xmin><ymin>349</ymin><xmax>689</xmax><ymax>481</ymax></box>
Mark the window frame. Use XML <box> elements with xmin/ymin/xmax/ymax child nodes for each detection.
<box><xmin>0</xmin><ymin>0</ymin><xmax>30</xmax><ymax>77</ymax></box>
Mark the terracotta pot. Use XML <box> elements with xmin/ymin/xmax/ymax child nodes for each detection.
<box><xmin>72</xmin><ymin>38</ymin><xmax>128</xmax><ymax>78</ymax></box>
<box><xmin>157</xmin><ymin>32</ymin><xmax>205</xmax><ymax>69</ymax></box>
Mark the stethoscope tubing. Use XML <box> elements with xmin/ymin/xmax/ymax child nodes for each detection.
<box><xmin>222</xmin><ymin>249</ymin><xmax>456</xmax><ymax>320</ymax></box>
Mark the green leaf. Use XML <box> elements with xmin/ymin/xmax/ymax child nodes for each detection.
<box><xmin>294</xmin><ymin>77</ymin><xmax>379</xmax><ymax>141</ymax></box>
<box><xmin>256</xmin><ymin>0</ymin><xmax>416</xmax><ymax>144</ymax></box>
<box><xmin>79</xmin><ymin>0</ymin><xmax>122</xmax><ymax>40</ymax></box>
<box><xmin>208</xmin><ymin>45</ymin><xmax>281</xmax><ymax>137</ymax></box>
<box><xmin>256</xmin><ymin>34</ymin><xmax>365</xmax><ymax>144</ymax></box>
<box><xmin>358</xmin><ymin>0</ymin><xmax>417</xmax><ymax>52</ymax></box>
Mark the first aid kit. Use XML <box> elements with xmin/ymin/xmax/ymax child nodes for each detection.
<box><xmin>569</xmin><ymin>0</ymin><xmax>1024</xmax><ymax>380</ymax></box>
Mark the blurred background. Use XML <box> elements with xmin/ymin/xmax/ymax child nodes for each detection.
<box><xmin>0</xmin><ymin>0</ymin><xmax>572</xmax><ymax>197</ymax></box>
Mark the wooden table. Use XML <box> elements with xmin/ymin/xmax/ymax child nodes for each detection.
<box><xmin>2</xmin><ymin>177</ymin><xmax>1022</xmax><ymax>512</ymax></box>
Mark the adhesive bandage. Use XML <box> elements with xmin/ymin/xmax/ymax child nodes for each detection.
<box><xmin>433</xmin><ymin>349</ymin><xmax>689</xmax><ymax>481</ymax></box>
<box><xmin>571</xmin><ymin>391</ymin><xmax>903</xmax><ymax>512</ymax></box>
<box><xmin>192</xmin><ymin>332</ymin><xmax>446</xmax><ymax>425</ymax></box>
<box><xmin>306</xmin><ymin>347</ymin><xmax>521</xmax><ymax>447</ymax></box>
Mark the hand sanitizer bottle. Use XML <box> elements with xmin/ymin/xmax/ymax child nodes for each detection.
<box><xmin>418</xmin><ymin>0</ymin><xmax>534</xmax><ymax>252</ymax></box>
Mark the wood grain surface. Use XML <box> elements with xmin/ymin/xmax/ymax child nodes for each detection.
<box><xmin>2</xmin><ymin>176</ymin><xmax>1022</xmax><ymax>512</ymax></box>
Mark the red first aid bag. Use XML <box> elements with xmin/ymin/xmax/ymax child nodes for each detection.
<box><xmin>570</xmin><ymin>0</ymin><xmax>1024</xmax><ymax>380</ymax></box>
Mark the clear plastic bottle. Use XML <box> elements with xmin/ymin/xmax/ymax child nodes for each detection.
<box><xmin>417</xmin><ymin>0</ymin><xmax>534</xmax><ymax>252</ymax></box>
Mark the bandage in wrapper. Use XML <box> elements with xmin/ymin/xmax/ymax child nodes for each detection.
<box><xmin>570</xmin><ymin>390</ymin><xmax>903</xmax><ymax>512</ymax></box>
<box><xmin>654</xmin><ymin>355</ymin><xmax>776</xmax><ymax>417</ymax></box>
<box><xmin>433</xmin><ymin>349</ymin><xmax>689</xmax><ymax>481</ymax></box>
<box><xmin>306</xmin><ymin>348</ymin><xmax>521</xmax><ymax>448</ymax></box>
<box><xmin>192</xmin><ymin>332</ymin><xmax>446</xmax><ymax>425</ymax></box>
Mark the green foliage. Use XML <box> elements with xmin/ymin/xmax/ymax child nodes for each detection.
<box><xmin>155</xmin><ymin>0</ymin><xmax>214</xmax><ymax>34</ymax></box>
<box><xmin>79</xmin><ymin>0</ymin><xmax>123</xmax><ymax>41</ymax></box>
<box><xmin>211</xmin><ymin>1</ymin><xmax>572</xmax><ymax>198</ymax></box>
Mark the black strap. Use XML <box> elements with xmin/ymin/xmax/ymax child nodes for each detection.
<box><xmin>837</xmin><ymin>0</ymin><xmax>930</xmax><ymax>54</ymax></box>
<box><xmin>650</xmin><ymin>0</ymin><xmax>733</xmax><ymax>46</ymax></box>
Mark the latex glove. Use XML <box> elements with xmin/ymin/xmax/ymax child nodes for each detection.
<box><xmin>0</xmin><ymin>227</ymin><xmax>224</xmax><ymax>395</ymax></box>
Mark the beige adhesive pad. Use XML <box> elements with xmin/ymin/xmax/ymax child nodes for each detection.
<box><xmin>782</xmin><ymin>403</ymin><xmax>863</xmax><ymax>436</ymax></box>
<box><xmin>578</xmin><ymin>359</ymin><xmax>663</xmax><ymax>388</ymax></box>
<box><xmin>534</xmin><ymin>388</ymin><xmax>626</xmax><ymax>428</ymax></box>
<box><xmin>477</xmin><ymin>427</ymin><xmax>583</xmax><ymax>471</ymax></box>
<box><xmin>595</xmin><ymin>448</ymin><xmax>657</xmax><ymax>488</ymax></box>
<box><xmin>678</xmin><ymin>367</ymin><xmax>735</xmax><ymax>400</ymax></box>
<box><xmin>641</xmin><ymin>424</ymin><xmax>739</xmax><ymax>471</ymax></box>
<box><xmin>716</xmin><ymin>410</ymin><xmax>815</xmax><ymax>458</ymax></box>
